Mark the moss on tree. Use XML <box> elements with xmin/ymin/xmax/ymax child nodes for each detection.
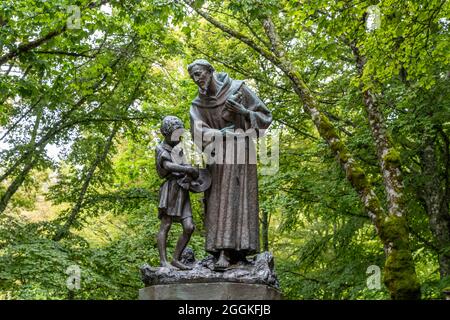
<box><xmin>383</xmin><ymin>148</ymin><xmax>401</xmax><ymax>166</ymax></box>
<box><xmin>381</xmin><ymin>215</ymin><xmax>421</xmax><ymax>299</ymax></box>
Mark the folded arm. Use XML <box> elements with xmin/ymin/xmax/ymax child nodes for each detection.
<box><xmin>162</xmin><ymin>161</ymin><xmax>199</xmax><ymax>178</ymax></box>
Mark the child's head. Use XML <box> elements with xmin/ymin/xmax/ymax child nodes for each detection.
<box><xmin>160</xmin><ymin>116</ymin><xmax>184</xmax><ymax>144</ymax></box>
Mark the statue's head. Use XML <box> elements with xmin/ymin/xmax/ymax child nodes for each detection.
<box><xmin>187</xmin><ymin>59</ymin><xmax>215</xmax><ymax>92</ymax></box>
<box><xmin>160</xmin><ymin>116</ymin><xmax>184</xmax><ymax>145</ymax></box>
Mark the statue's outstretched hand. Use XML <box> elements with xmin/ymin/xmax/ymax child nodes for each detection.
<box><xmin>225</xmin><ymin>99</ymin><xmax>249</xmax><ymax>116</ymax></box>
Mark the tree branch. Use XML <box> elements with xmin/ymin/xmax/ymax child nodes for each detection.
<box><xmin>0</xmin><ymin>0</ymin><xmax>109</xmax><ymax>66</ymax></box>
<box><xmin>34</xmin><ymin>50</ymin><xmax>93</xmax><ymax>58</ymax></box>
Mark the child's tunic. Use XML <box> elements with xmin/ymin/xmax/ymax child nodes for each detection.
<box><xmin>155</xmin><ymin>142</ymin><xmax>192</xmax><ymax>221</ymax></box>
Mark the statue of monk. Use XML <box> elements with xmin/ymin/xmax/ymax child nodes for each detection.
<box><xmin>188</xmin><ymin>59</ymin><xmax>272</xmax><ymax>270</ymax></box>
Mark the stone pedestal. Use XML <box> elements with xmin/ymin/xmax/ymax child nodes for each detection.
<box><xmin>139</xmin><ymin>282</ymin><xmax>281</xmax><ymax>300</ymax></box>
<box><xmin>139</xmin><ymin>251</ymin><xmax>281</xmax><ymax>300</ymax></box>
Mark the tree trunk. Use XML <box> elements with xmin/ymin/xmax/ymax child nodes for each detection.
<box><xmin>0</xmin><ymin>107</ymin><xmax>43</xmax><ymax>213</ymax></box>
<box><xmin>0</xmin><ymin>156</ymin><xmax>40</xmax><ymax>214</ymax></box>
<box><xmin>261</xmin><ymin>208</ymin><xmax>269</xmax><ymax>252</ymax></box>
<box><xmin>350</xmin><ymin>43</ymin><xmax>420</xmax><ymax>299</ymax></box>
<box><xmin>421</xmin><ymin>132</ymin><xmax>450</xmax><ymax>279</ymax></box>
<box><xmin>350</xmin><ymin>43</ymin><xmax>406</xmax><ymax>218</ymax></box>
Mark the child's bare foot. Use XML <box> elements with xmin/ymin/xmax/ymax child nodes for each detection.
<box><xmin>171</xmin><ymin>260</ymin><xmax>193</xmax><ymax>270</ymax></box>
<box><xmin>214</xmin><ymin>250</ymin><xmax>230</xmax><ymax>271</ymax></box>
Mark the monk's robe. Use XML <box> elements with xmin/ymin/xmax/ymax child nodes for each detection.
<box><xmin>190</xmin><ymin>72</ymin><xmax>272</xmax><ymax>256</ymax></box>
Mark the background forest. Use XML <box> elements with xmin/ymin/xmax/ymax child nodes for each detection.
<box><xmin>0</xmin><ymin>0</ymin><xmax>449</xmax><ymax>300</ymax></box>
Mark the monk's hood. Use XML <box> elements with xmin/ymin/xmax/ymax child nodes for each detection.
<box><xmin>191</xmin><ymin>72</ymin><xmax>243</xmax><ymax>108</ymax></box>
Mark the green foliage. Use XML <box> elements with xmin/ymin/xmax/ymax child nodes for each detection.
<box><xmin>0</xmin><ymin>0</ymin><xmax>449</xmax><ymax>300</ymax></box>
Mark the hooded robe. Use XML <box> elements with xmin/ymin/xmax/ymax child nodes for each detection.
<box><xmin>189</xmin><ymin>72</ymin><xmax>272</xmax><ymax>255</ymax></box>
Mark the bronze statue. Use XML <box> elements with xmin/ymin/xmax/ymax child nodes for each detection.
<box><xmin>188</xmin><ymin>59</ymin><xmax>272</xmax><ymax>270</ymax></box>
<box><xmin>155</xmin><ymin>116</ymin><xmax>207</xmax><ymax>270</ymax></box>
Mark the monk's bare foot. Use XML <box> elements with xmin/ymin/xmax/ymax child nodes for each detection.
<box><xmin>214</xmin><ymin>251</ymin><xmax>230</xmax><ymax>271</ymax></box>
<box><xmin>171</xmin><ymin>260</ymin><xmax>192</xmax><ymax>270</ymax></box>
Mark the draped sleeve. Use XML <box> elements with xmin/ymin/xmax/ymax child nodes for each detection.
<box><xmin>238</xmin><ymin>84</ymin><xmax>272</xmax><ymax>132</ymax></box>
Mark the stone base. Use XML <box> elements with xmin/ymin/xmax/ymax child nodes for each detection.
<box><xmin>140</xmin><ymin>252</ymin><xmax>279</xmax><ymax>288</ymax></box>
<box><xmin>139</xmin><ymin>282</ymin><xmax>282</xmax><ymax>300</ymax></box>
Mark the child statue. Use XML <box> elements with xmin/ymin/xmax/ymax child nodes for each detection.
<box><xmin>155</xmin><ymin>116</ymin><xmax>200</xmax><ymax>270</ymax></box>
